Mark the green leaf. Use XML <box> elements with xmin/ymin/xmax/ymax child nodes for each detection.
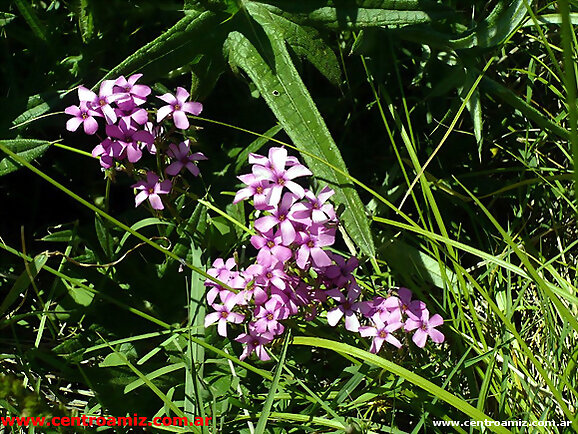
<box><xmin>255</xmin><ymin>332</ymin><xmax>290</xmax><ymax>434</ymax></box>
<box><xmin>481</xmin><ymin>76</ymin><xmax>570</xmax><ymax>140</ymax></box>
<box><xmin>98</xmin><ymin>10</ymin><xmax>221</xmax><ymax>85</ymax></box>
<box><xmin>0</xmin><ymin>139</ymin><xmax>50</xmax><ymax>176</ymax></box>
<box><xmin>256</xmin><ymin>10</ymin><xmax>342</xmax><ymax>85</ymax></box>
<box><xmin>95</xmin><ymin>214</ymin><xmax>115</xmax><ymax>260</ymax></box>
<box><xmin>0</xmin><ymin>12</ymin><xmax>16</xmax><ymax>27</ymax></box>
<box><xmin>0</xmin><ymin>254</ymin><xmax>47</xmax><ymax>317</ymax></box>
<box><xmin>234</xmin><ymin>124</ymin><xmax>283</xmax><ymax>172</ymax></box>
<box><xmin>13</xmin><ymin>0</ymin><xmax>48</xmax><ymax>43</ymax></box>
<box><xmin>226</xmin><ymin>6</ymin><xmax>376</xmax><ymax>258</ymax></box>
<box><xmin>256</xmin><ymin>0</ymin><xmax>455</xmax><ymax>30</ymax></box>
<box><xmin>292</xmin><ymin>336</ymin><xmax>511</xmax><ymax>434</ymax></box>
<box><xmin>396</xmin><ymin>0</ymin><xmax>527</xmax><ymax>50</ymax></box>
<box><xmin>124</xmin><ymin>362</ymin><xmax>186</xmax><ymax>393</ymax></box>
<box><xmin>11</xmin><ymin>92</ymin><xmax>64</xmax><ymax>129</ymax></box>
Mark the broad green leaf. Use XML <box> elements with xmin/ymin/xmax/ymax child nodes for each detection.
<box><xmin>227</xmin><ymin>6</ymin><xmax>376</xmax><ymax>258</ymax></box>
<box><xmin>256</xmin><ymin>10</ymin><xmax>342</xmax><ymax>85</ymax></box>
<box><xmin>0</xmin><ymin>139</ymin><xmax>50</xmax><ymax>176</ymax></box>
<box><xmin>257</xmin><ymin>0</ymin><xmax>455</xmax><ymax>30</ymax></box>
<box><xmin>98</xmin><ymin>10</ymin><xmax>220</xmax><ymax>85</ymax></box>
<box><xmin>292</xmin><ymin>336</ymin><xmax>511</xmax><ymax>434</ymax></box>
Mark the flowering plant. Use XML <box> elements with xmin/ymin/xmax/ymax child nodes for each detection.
<box><xmin>65</xmin><ymin>76</ymin><xmax>206</xmax><ymax>211</ymax></box>
<box><xmin>204</xmin><ymin>147</ymin><xmax>445</xmax><ymax>360</ymax></box>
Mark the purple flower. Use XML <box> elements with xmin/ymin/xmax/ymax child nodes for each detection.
<box><xmin>251</xmin><ymin>147</ymin><xmax>312</xmax><ymax>206</ymax></box>
<box><xmin>166</xmin><ymin>140</ymin><xmax>207</xmax><ymax>176</ymax></box>
<box><xmin>359</xmin><ymin>316</ymin><xmax>403</xmax><ymax>352</ymax></box>
<box><xmin>253</xmin><ymin>298</ymin><xmax>289</xmax><ymax>335</ymax></box>
<box><xmin>291</xmin><ymin>187</ymin><xmax>336</xmax><ymax>224</ymax></box>
<box><xmin>65</xmin><ymin>101</ymin><xmax>102</xmax><ymax>135</ymax></box>
<box><xmin>254</xmin><ymin>192</ymin><xmax>300</xmax><ymax>245</ymax></box>
<box><xmin>91</xmin><ymin>138</ymin><xmax>124</xmax><ymax>169</ymax></box>
<box><xmin>131</xmin><ymin>171</ymin><xmax>172</xmax><ymax>210</ymax></box>
<box><xmin>78</xmin><ymin>81</ymin><xmax>118</xmax><ymax>124</ymax></box>
<box><xmin>105</xmin><ymin>123</ymin><xmax>154</xmax><ymax>163</ymax></box>
<box><xmin>295</xmin><ymin>225</ymin><xmax>335</xmax><ymax>269</ymax></box>
<box><xmin>323</xmin><ymin>254</ymin><xmax>358</xmax><ymax>288</ymax></box>
<box><xmin>233</xmin><ymin>173</ymin><xmax>272</xmax><ymax>210</ymax></box>
<box><xmin>114</xmin><ymin>74</ymin><xmax>151</xmax><ymax>106</ymax></box>
<box><xmin>157</xmin><ymin>87</ymin><xmax>203</xmax><ymax>129</ymax></box>
<box><xmin>395</xmin><ymin>288</ymin><xmax>426</xmax><ymax>318</ymax></box>
<box><xmin>235</xmin><ymin>329</ymin><xmax>274</xmax><ymax>361</ymax></box>
<box><xmin>204</xmin><ymin>292</ymin><xmax>245</xmax><ymax>337</ymax></box>
<box><xmin>404</xmin><ymin>308</ymin><xmax>445</xmax><ymax>348</ymax></box>
<box><xmin>250</xmin><ymin>230</ymin><xmax>292</xmax><ymax>267</ymax></box>
<box><xmin>326</xmin><ymin>283</ymin><xmax>363</xmax><ymax>332</ymax></box>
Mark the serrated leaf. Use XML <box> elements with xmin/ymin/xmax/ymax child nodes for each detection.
<box><xmin>97</xmin><ymin>10</ymin><xmax>221</xmax><ymax>85</ymax></box>
<box><xmin>256</xmin><ymin>0</ymin><xmax>455</xmax><ymax>30</ymax></box>
<box><xmin>256</xmin><ymin>10</ymin><xmax>342</xmax><ymax>85</ymax></box>
<box><xmin>227</xmin><ymin>6</ymin><xmax>375</xmax><ymax>258</ymax></box>
<box><xmin>0</xmin><ymin>139</ymin><xmax>50</xmax><ymax>176</ymax></box>
<box><xmin>11</xmin><ymin>92</ymin><xmax>64</xmax><ymax>129</ymax></box>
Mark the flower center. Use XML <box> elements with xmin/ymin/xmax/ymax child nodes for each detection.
<box><xmin>148</xmin><ymin>187</ymin><xmax>155</xmax><ymax>194</ymax></box>
<box><xmin>307</xmin><ymin>240</ymin><xmax>315</xmax><ymax>248</ymax></box>
<box><xmin>99</xmin><ymin>99</ymin><xmax>106</xmax><ymax>106</ymax></box>
<box><xmin>421</xmin><ymin>324</ymin><xmax>427</xmax><ymax>331</ymax></box>
<box><xmin>277</xmin><ymin>178</ymin><xmax>285</xmax><ymax>186</ymax></box>
<box><xmin>266</xmin><ymin>272</ymin><xmax>273</xmax><ymax>279</ymax></box>
<box><xmin>266</xmin><ymin>313</ymin><xmax>274</xmax><ymax>320</ymax></box>
<box><xmin>278</xmin><ymin>214</ymin><xmax>286</xmax><ymax>221</ymax></box>
<box><xmin>252</xmin><ymin>339</ymin><xmax>259</xmax><ymax>347</ymax></box>
<box><xmin>81</xmin><ymin>112</ymin><xmax>88</xmax><ymax>119</ymax></box>
<box><xmin>125</xmin><ymin>86</ymin><xmax>131</xmax><ymax>91</ymax></box>
<box><xmin>174</xmin><ymin>104</ymin><xmax>181</xmax><ymax>111</ymax></box>
<box><xmin>220</xmin><ymin>311</ymin><xmax>229</xmax><ymax>319</ymax></box>
<box><xmin>267</xmin><ymin>241</ymin><xmax>275</xmax><ymax>248</ymax></box>
<box><xmin>379</xmin><ymin>330</ymin><xmax>388</xmax><ymax>338</ymax></box>
<box><xmin>256</xmin><ymin>186</ymin><xmax>263</xmax><ymax>194</ymax></box>
<box><xmin>343</xmin><ymin>301</ymin><xmax>351</xmax><ymax>310</ymax></box>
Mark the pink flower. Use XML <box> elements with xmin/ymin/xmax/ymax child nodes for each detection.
<box><xmin>254</xmin><ymin>192</ymin><xmax>300</xmax><ymax>245</ymax></box>
<box><xmin>291</xmin><ymin>187</ymin><xmax>336</xmax><ymax>224</ymax></box>
<box><xmin>114</xmin><ymin>74</ymin><xmax>151</xmax><ymax>106</ymax></box>
<box><xmin>78</xmin><ymin>81</ymin><xmax>119</xmax><ymax>124</ymax></box>
<box><xmin>204</xmin><ymin>292</ymin><xmax>245</xmax><ymax>337</ymax></box>
<box><xmin>165</xmin><ymin>140</ymin><xmax>207</xmax><ymax>176</ymax></box>
<box><xmin>91</xmin><ymin>138</ymin><xmax>124</xmax><ymax>169</ymax></box>
<box><xmin>235</xmin><ymin>330</ymin><xmax>274</xmax><ymax>361</ymax></box>
<box><xmin>65</xmin><ymin>101</ymin><xmax>102</xmax><ymax>135</ymax></box>
<box><xmin>131</xmin><ymin>171</ymin><xmax>172</xmax><ymax>210</ymax></box>
<box><xmin>105</xmin><ymin>123</ymin><xmax>154</xmax><ymax>163</ymax></box>
<box><xmin>253</xmin><ymin>298</ymin><xmax>289</xmax><ymax>335</ymax></box>
<box><xmin>251</xmin><ymin>147</ymin><xmax>312</xmax><ymax>206</ymax></box>
<box><xmin>295</xmin><ymin>225</ymin><xmax>335</xmax><ymax>269</ymax></box>
<box><xmin>326</xmin><ymin>283</ymin><xmax>363</xmax><ymax>332</ymax></box>
<box><xmin>233</xmin><ymin>173</ymin><xmax>272</xmax><ymax>210</ymax></box>
<box><xmin>404</xmin><ymin>308</ymin><xmax>445</xmax><ymax>348</ymax></box>
<box><xmin>156</xmin><ymin>87</ymin><xmax>202</xmax><ymax>129</ymax></box>
<box><xmin>250</xmin><ymin>230</ymin><xmax>292</xmax><ymax>267</ymax></box>
<box><xmin>359</xmin><ymin>316</ymin><xmax>403</xmax><ymax>353</ymax></box>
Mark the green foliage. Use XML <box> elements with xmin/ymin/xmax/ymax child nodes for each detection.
<box><xmin>1</xmin><ymin>0</ymin><xmax>578</xmax><ymax>433</ymax></box>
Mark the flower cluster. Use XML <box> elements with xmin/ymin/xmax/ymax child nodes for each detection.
<box><xmin>65</xmin><ymin>75</ymin><xmax>206</xmax><ymax>210</ymax></box>
<box><xmin>204</xmin><ymin>147</ymin><xmax>444</xmax><ymax>360</ymax></box>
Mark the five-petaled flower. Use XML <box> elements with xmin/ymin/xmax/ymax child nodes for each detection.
<box><xmin>131</xmin><ymin>171</ymin><xmax>172</xmax><ymax>210</ymax></box>
<box><xmin>166</xmin><ymin>140</ymin><xmax>207</xmax><ymax>176</ymax></box>
<box><xmin>157</xmin><ymin>87</ymin><xmax>203</xmax><ymax>129</ymax></box>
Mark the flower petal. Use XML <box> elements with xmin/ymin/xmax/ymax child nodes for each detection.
<box><xmin>173</xmin><ymin>110</ymin><xmax>189</xmax><ymax>129</ymax></box>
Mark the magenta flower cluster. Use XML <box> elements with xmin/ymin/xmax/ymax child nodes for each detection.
<box><xmin>204</xmin><ymin>147</ymin><xmax>444</xmax><ymax>361</ymax></box>
<box><xmin>65</xmin><ymin>75</ymin><xmax>206</xmax><ymax>210</ymax></box>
